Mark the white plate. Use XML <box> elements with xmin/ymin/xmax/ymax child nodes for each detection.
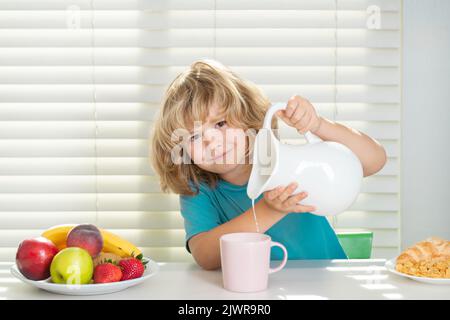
<box><xmin>10</xmin><ymin>258</ymin><xmax>159</xmax><ymax>296</ymax></box>
<box><xmin>385</xmin><ymin>258</ymin><xmax>450</xmax><ymax>285</ymax></box>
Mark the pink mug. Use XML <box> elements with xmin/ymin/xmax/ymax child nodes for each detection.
<box><xmin>219</xmin><ymin>232</ymin><xmax>288</xmax><ymax>293</ymax></box>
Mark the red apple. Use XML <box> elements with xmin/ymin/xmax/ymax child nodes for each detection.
<box><xmin>16</xmin><ymin>237</ymin><xmax>59</xmax><ymax>281</ymax></box>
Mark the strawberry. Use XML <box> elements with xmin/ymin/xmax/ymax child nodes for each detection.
<box><xmin>93</xmin><ymin>263</ymin><xmax>122</xmax><ymax>284</ymax></box>
<box><xmin>119</xmin><ymin>257</ymin><xmax>145</xmax><ymax>281</ymax></box>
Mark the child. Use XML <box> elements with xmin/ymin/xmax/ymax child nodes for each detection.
<box><xmin>151</xmin><ymin>60</ymin><xmax>387</xmax><ymax>270</ymax></box>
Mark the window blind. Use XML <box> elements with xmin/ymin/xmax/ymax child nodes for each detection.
<box><xmin>0</xmin><ymin>0</ymin><xmax>401</xmax><ymax>262</ymax></box>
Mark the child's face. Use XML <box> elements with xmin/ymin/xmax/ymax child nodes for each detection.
<box><xmin>183</xmin><ymin>103</ymin><xmax>249</xmax><ymax>175</ymax></box>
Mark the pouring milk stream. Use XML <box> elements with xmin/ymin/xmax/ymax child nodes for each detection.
<box><xmin>247</xmin><ymin>103</ymin><xmax>363</xmax><ymax>232</ymax></box>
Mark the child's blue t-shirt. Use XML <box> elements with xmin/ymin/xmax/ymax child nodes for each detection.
<box><xmin>179</xmin><ymin>179</ymin><xmax>347</xmax><ymax>260</ymax></box>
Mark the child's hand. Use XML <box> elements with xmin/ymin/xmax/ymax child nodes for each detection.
<box><xmin>263</xmin><ymin>182</ymin><xmax>316</xmax><ymax>214</ymax></box>
<box><xmin>276</xmin><ymin>95</ymin><xmax>322</xmax><ymax>134</ymax></box>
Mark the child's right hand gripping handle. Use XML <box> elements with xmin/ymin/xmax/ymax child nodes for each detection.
<box><xmin>263</xmin><ymin>102</ymin><xmax>322</xmax><ymax>144</ymax></box>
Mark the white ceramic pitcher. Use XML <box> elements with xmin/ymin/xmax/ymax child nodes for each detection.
<box><xmin>247</xmin><ymin>102</ymin><xmax>363</xmax><ymax>216</ymax></box>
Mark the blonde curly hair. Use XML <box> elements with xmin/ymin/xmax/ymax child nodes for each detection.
<box><xmin>150</xmin><ymin>59</ymin><xmax>275</xmax><ymax>195</ymax></box>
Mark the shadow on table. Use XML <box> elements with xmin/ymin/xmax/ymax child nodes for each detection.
<box><xmin>185</xmin><ymin>263</ymin><xmax>224</xmax><ymax>289</ymax></box>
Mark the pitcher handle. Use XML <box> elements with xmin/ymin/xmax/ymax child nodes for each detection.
<box><xmin>263</xmin><ymin>102</ymin><xmax>322</xmax><ymax>144</ymax></box>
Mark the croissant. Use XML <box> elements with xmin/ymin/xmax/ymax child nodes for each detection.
<box><xmin>396</xmin><ymin>237</ymin><xmax>450</xmax><ymax>278</ymax></box>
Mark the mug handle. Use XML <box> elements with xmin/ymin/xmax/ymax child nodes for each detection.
<box><xmin>269</xmin><ymin>241</ymin><xmax>288</xmax><ymax>274</ymax></box>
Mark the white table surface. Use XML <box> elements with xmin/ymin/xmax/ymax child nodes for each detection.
<box><xmin>1</xmin><ymin>259</ymin><xmax>449</xmax><ymax>300</ymax></box>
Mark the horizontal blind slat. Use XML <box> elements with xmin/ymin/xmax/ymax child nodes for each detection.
<box><xmin>0</xmin><ymin>157</ymin><xmax>155</xmax><ymax>175</ymax></box>
<box><xmin>0</xmin><ymin>103</ymin><xmax>400</xmax><ymax>121</ymax></box>
<box><xmin>0</xmin><ymin>0</ymin><xmax>401</xmax><ymax>11</ymax></box>
<box><xmin>0</xmin><ymin>103</ymin><xmax>161</xmax><ymax>121</ymax></box>
<box><xmin>0</xmin><ymin>211</ymin><xmax>183</xmax><ymax>230</ymax></box>
<box><xmin>336</xmin><ymin>211</ymin><xmax>399</xmax><ymax>229</ymax></box>
<box><xmin>0</xmin><ymin>84</ymin><xmax>400</xmax><ymax>103</ymax></box>
<box><xmin>0</xmin><ymin>11</ymin><xmax>400</xmax><ymax>30</ymax></box>
<box><xmin>0</xmin><ymin>193</ymin><xmax>181</xmax><ymax>211</ymax></box>
<box><xmin>349</xmin><ymin>193</ymin><xmax>398</xmax><ymax>211</ymax></box>
<box><xmin>0</xmin><ymin>48</ymin><xmax>400</xmax><ymax>67</ymax></box>
<box><xmin>0</xmin><ymin>29</ymin><xmax>400</xmax><ymax>48</ymax></box>
<box><xmin>0</xmin><ymin>120</ymin><xmax>399</xmax><ymax>140</ymax></box>
<box><xmin>0</xmin><ymin>157</ymin><xmax>401</xmax><ymax>176</ymax></box>
<box><xmin>0</xmin><ymin>66</ymin><xmax>400</xmax><ymax>85</ymax></box>
<box><xmin>0</xmin><ymin>174</ymin><xmax>399</xmax><ymax>194</ymax></box>
<box><xmin>0</xmin><ymin>139</ymin><xmax>400</xmax><ymax>157</ymax></box>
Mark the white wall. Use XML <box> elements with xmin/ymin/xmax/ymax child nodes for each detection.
<box><xmin>401</xmin><ymin>0</ymin><xmax>450</xmax><ymax>249</ymax></box>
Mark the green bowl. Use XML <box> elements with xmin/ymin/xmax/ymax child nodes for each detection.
<box><xmin>336</xmin><ymin>230</ymin><xmax>373</xmax><ymax>259</ymax></box>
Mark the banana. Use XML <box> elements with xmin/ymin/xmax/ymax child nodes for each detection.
<box><xmin>41</xmin><ymin>224</ymin><xmax>76</xmax><ymax>250</ymax></box>
<box><xmin>100</xmin><ymin>229</ymin><xmax>142</xmax><ymax>258</ymax></box>
<box><xmin>41</xmin><ymin>224</ymin><xmax>141</xmax><ymax>258</ymax></box>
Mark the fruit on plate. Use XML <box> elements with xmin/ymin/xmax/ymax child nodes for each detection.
<box><xmin>41</xmin><ymin>224</ymin><xmax>75</xmax><ymax>251</ymax></box>
<box><xmin>99</xmin><ymin>229</ymin><xmax>142</xmax><ymax>258</ymax></box>
<box><xmin>41</xmin><ymin>224</ymin><xmax>142</xmax><ymax>258</ymax></box>
<box><xmin>50</xmin><ymin>247</ymin><xmax>94</xmax><ymax>285</ymax></box>
<box><xmin>16</xmin><ymin>237</ymin><xmax>58</xmax><ymax>281</ymax></box>
<box><xmin>66</xmin><ymin>223</ymin><xmax>103</xmax><ymax>257</ymax></box>
<box><xmin>119</xmin><ymin>256</ymin><xmax>146</xmax><ymax>281</ymax></box>
<box><xmin>93</xmin><ymin>252</ymin><xmax>122</xmax><ymax>267</ymax></box>
<box><xmin>93</xmin><ymin>263</ymin><xmax>122</xmax><ymax>284</ymax></box>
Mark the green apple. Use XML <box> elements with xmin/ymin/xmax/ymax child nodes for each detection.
<box><xmin>50</xmin><ymin>247</ymin><xmax>93</xmax><ymax>285</ymax></box>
